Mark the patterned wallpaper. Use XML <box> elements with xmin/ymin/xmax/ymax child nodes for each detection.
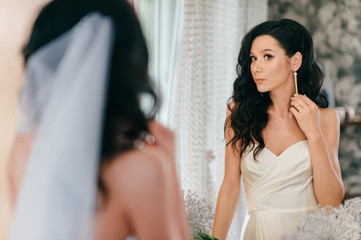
<box><xmin>268</xmin><ymin>0</ymin><xmax>361</xmax><ymax>197</ymax></box>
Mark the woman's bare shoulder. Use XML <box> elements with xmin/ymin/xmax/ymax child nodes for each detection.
<box><xmin>98</xmin><ymin>146</ymin><xmax>186</xmax><ymax>239</ymax></box>
<box><xmin>227</xmin><ymin>100</ymin><xmax>235</xmax><ymax>111</ymax></box>
<box><xmin>101</xmin><ymin>147</ymin><xmax>174</xmax><ymax>207</ymax></box>
<box><xmin>320</xmin><ymin>108</ymin><xmax>340</xmax><ymax>127</ymax></box>
<box><xmin>319</xmin><ymin>107</ymin><xmax>340</xmax><ymax>139</ymax></box>
<box><xmin>103</xmin><ymin>148</ymin><xmax>168</xmax><ymax>192</ymax></box>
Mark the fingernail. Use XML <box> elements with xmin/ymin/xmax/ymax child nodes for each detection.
<box><xmin>293</xmin><ymin>93</ymin><xmax>298</xmax><ymax>96</ymax></box>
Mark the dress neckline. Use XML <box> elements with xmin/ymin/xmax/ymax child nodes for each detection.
<box><xmin>255</xmin><ymin>140</ymin><xmax>308</xmax><ymax>158</ymax></box>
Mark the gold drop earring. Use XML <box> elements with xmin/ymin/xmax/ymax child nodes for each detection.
<box><xmin>293</xmin><ymin>69</ymin><xmax>298</xmax><ymax>95</ymax></box>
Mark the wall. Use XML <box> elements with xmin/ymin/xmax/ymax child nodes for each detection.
<box><xmin>268</xmin><ymin>0</ymin><xmax>361</xmax><ymax>197</ymax></box>
<box><xmin>0</xmin><ymin>0</ymin><xmax>49</xmax><ymax>238</ymax></box>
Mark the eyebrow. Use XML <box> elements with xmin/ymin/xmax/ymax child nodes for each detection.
<box><xmin>250</xmin><ymin>49</ymin><xmax>275</xmax><ymax>54</ymax></box>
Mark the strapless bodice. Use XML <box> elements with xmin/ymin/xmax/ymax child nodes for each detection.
<box><xmin>240</xmin><ymin>140</ymin><xmax>319</xmax><ymax>240</ymax></box>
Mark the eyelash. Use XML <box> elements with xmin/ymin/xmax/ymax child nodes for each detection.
<box><xmin>264</xmin><ymin>54</ymin><xmax>273</xmax><ymax>60</ymax></box>
<box><xmin>250</xmin><ymin>54</ymin><xmax>273</xmax><ymax>61</ymax></box>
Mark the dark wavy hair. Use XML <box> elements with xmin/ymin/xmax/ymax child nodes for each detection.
<box><xmin>226</xmin><ymin>19</ymin><xmax>328</xmax><ymax>159</ymax></box>
<box><xmin>23</xmin><ymin>0</ymin><xmax>159</xmax><ymax>194</ymax></box>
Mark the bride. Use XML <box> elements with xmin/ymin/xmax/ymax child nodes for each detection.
<box><xmin>7</xmin><ymin>0</ymin><xmax>190</xmax><ymax>239</ymax></box>
<box><xmin>212</xmin><ymin>19</ymin><xmax>344</xmax><ymax>240</ymax></box>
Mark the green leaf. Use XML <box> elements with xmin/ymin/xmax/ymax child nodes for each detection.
<box><xmin>193</xmin><ymin>231</ymin><xmax>220</xmax><ymax>240</ymax></box>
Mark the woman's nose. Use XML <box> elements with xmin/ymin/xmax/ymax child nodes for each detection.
<box><xmin>251</xmin><ymin>60</ymin><xmax>262</xmax><ymax>73</ymax></box>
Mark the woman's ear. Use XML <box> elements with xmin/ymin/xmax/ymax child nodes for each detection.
<box><xmin>291</xmin><ymin>52</ymin><xmax>302</xmax><ymax>71</ymax></box>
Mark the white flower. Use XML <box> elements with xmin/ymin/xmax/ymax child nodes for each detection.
<box><xmin>286</xmin><ymin>197</ymin><xmax>361</xmax><ymax>240</ymax></box>
<box><xmin>183</xmin><ymin>190</ymin><xmax>215</xmax><ymax>238</ymax></box>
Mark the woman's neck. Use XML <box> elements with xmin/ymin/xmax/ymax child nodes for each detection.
<box><xmin>268</xmin><ymin>86</ymin><xmax>294</xmax><ymax>119</ymax></box>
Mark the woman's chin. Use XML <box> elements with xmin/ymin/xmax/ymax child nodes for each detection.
<box><xmin>257</xmin><ymin>87</ymin><xmax>269</xmax><ymax>93</ymax></box>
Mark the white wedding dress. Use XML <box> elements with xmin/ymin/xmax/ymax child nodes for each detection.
<box><xmin>240</xmin><ymin>140</ymin><xmax>319</xmax><ymax>240</ymax></box>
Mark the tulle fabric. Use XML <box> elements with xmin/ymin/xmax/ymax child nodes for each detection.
<box><xmin>9</xmin><ymin>13</ymin><xmax>114</xmax><ymax>240</ymax></box>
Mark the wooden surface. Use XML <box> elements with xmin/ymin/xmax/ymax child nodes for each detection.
<box><xmin>340</xmin><ymin>115</ymin><xmax>361</xmax><ymax>127</ymax></box>
<box><xmin>0</xmin><ymin>1</ymin><xmax>49</xmax><ymax>239</ymax></box>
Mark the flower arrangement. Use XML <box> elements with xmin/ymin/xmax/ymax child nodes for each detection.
<box><xmin>183</xmin><ymin>191</ymin><xmax>220</xmax><ymax>240</ymax></box>
<box><xmin>285</xmin><ymin>197</ymin><xmax>361</xmax><ymax>240</ymax></box>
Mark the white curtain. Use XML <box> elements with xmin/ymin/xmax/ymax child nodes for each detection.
<box><xmin>139</xmin><ymin>0</ymin><xmax>184</xmax><ymax>126</ymax></box>
<box><xmin>139</xmin><ymin>1</ymin><xmax>268</xmax><ymax>239</ymax></box>
<box><xmin>171</xmin><ymin>1</ymin><xmax>268</xmax><ymax>239</ymax></box>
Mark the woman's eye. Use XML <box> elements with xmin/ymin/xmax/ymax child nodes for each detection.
<box><xmin>264</xmin><ymin>55</ymin><xmax>273</xmax><ymax>60</ymax></box>
<box><xmin>250</xmin><ymin>56</ymin><xmax>256</xmax><ymax>62</ymax></box>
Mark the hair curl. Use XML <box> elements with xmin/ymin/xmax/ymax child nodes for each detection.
<box><xmin>226</xmin><ymin>19</ymin><xmax>328</xmax><ymax>159</ymax></box>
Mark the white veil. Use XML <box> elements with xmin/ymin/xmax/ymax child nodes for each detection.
<box><xmin>9</xmin><ymin>13</ymin><xmax>114</xmax><ymax>240</ymax></box>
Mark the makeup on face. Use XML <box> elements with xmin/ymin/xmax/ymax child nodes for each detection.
<box><xmin>250</xmin><ymin>35</ymin><xmax>296</xmax><ymax>95</ymax></box>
